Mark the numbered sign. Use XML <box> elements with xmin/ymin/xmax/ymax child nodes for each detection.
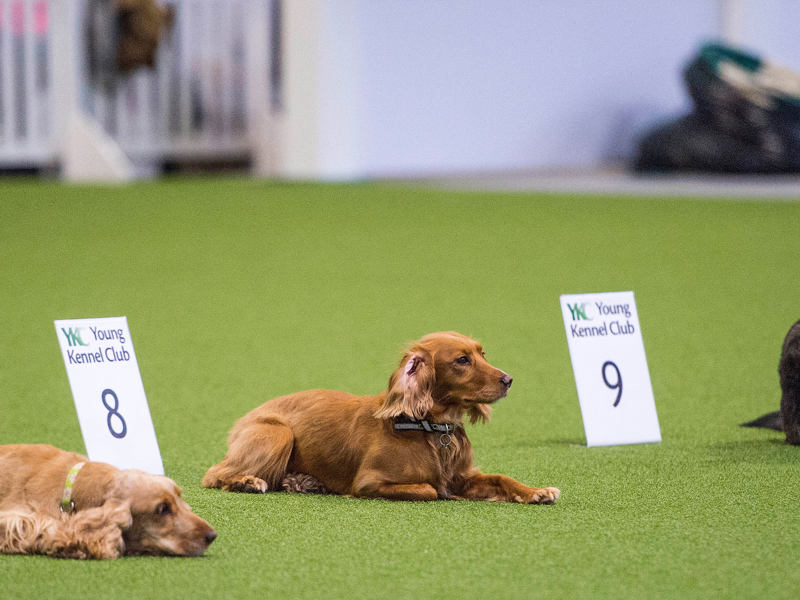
<box><xmin>559</xmin><ymin>291</ymin><xmax>661</xmax><ymax>447</ymax></box>
<box><xmin>54</xmin><ymin>317</ymin><xmax>164</xmax><ymax>474</ymax></box>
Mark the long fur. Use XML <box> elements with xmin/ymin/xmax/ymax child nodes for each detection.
<box><xmin>204</xmin><ymin>332</ymin><xmax>560</xmax><ymax>504</ymax></box>
<box><xmin>374</xmin><ymin>349</ymin><xmax>436</xmax><ymax>420</ymax></box>
<box><xmin>0</xmin><ymin>505</ymin><xmax>132</xmax><ymax>560</ymax></box>
<box><xmin>0</xmin><ymin>445</ymin><xmax>216</xmax><ymax>559</ymax></box>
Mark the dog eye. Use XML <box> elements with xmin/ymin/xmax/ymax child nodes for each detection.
<box><xmin>156</xmin><ymin>502</ymin><xmax>172</xmax><ymax>516</ymax></box>
<box><xmin>455</xmin><ymin>356</ymin><xmax>471</xmax><ymax>365</ymax></box>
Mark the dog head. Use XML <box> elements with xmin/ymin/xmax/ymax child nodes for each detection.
<box><xmin>109</xmin><ymin>470</ymin><xmax>217</xmax><ymax>557</ymax></box>
<box><xmin>376</xmin><ymin>332</ymin><xmax>512</xmax><ymax>424</ymax></box>
<box><xmin>115</xmin><ymin>0</ymin><xmax>174</xmax><ymax>72</ymax></box>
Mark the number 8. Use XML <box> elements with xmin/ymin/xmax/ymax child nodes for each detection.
<box><xmin>101</xmin><ymin>389</ymin><xmax>128</xmax><ymax>439</ymax></box>
<box><xmin>602</xmin><ymin>361</ymin><xmax>622</xmax><ymax>407</ymax></box>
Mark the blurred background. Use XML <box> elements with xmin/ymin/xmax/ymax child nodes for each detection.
<box><xmin>1</xmin><ymin>0</ymin><xmax>800</xmax><ymax>190</ymax></box>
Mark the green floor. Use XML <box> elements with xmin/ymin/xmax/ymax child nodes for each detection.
<box><xmin>1</xmin><ymin>179</ymin><xmax>799</xmax><ymax>599</ymax></box>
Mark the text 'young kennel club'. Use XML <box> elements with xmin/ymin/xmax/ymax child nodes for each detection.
<box><xmin>0</xmin><ymin>444</ymin><xmax>216</xmax><ymax>559</ymax></box>
<box><xmin>204</xmin><ymin>332</ymin><xmax>560</xmax><ymax>504</ymax></box>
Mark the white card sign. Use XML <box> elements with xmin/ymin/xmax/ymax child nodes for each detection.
<box><xmin>560</xmin><ymin>291</ymin><xmax>661</xmax><ymax>447</ymax></box>
<box><xmin>55</xmin><ymin>317</ymin><xmax>164</xmax><ymax>474</ymax></box>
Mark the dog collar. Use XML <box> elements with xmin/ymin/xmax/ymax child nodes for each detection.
<box><xmin>394</xmin><ymin>416</ymin><xmax>456</xmax><ymax>449</ymax></box>
<box><xmin>393</xmin><ymin>416</ymin><xmax>455</xmax><ymax>434</ymax></box>
<box><xmin>61</xmin><ymin>462</ymin><xmax>86</xmax><ymax>514</ymax></box>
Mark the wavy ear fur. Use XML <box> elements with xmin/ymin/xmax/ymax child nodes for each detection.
<box><xmin>467</xmin><ymin>404</ymin><xmax>492</xmax><ymax>424</ymax></box>
<box><xmin>375</xmin><ymin>348</ymin><xmax>435</xmax><ymax>419</ymax></box>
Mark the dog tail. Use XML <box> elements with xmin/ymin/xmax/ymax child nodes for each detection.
<box><xmin>740</xmin><ymin>410</ymin><xmax>783</xmax><ymax>431</ymax></box>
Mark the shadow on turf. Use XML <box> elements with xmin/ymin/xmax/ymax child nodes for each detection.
<box><xmin>708</xmin><ymin>439</ymin><xmax>800</xmax><ymax>465</ymax></box>
<box><xmin>495</xmin><ymin>438</ymin><xmax>586</xmax><ymax>449</ymax></box>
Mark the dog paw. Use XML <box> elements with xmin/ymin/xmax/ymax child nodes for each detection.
<box><xmin>51</xmin><ymin>544</ymin><xmax>91</xmax><ymax>560</ymax></box>
<box><xmin>93</xmin><ymin>527</ymin><xmax>126</xmax><ymax>559</ymax></box>
<box><xmin>224</xmin><ymin>476</ymin><xmax>268</xmax><ymax>493</ymax></box>
<box><xmin>281</xmin><ymin>473</ymin><xmax>330</xmax><ymax>494</ymax></box>
<box><xmin>514</xmin><ymin>487</ymin><xmax>560</xmax><ymax>505</ymax></box>
<box><xmin>527</xmin><ymin>487</ymin><xmax>560</xmax><ymax>505</ymax></box>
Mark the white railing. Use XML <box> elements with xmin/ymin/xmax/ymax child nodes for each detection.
<box><xmin>0</xmin><ymin>0</ymin><xmax>52</xmax><ymax>166</ymax></box>
<box><xmin>0</xmin><ymin>0</ymin><xmax>274</xmax><ymax>177</ymax></box>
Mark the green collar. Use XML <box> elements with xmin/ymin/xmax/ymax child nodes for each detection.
<box><xmin>60</xmin><ymin>462</ymin><xmax>86</xmax><ymax>514</ymax></box>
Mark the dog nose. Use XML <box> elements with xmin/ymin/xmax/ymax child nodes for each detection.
<box><xmin>501</xmin><ymin>374</ymin><xmax>513</xmax><ymax>388</ymax></box>
<box><xmin>205</xmin><ymin>530</ymin><xmax>218</xmax><ymax>545</ymax></box>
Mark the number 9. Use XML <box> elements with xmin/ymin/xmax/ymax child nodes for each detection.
<box><xmin>602</xmin><ymin>361</ymin><xmax>622</xmax><ymax>407</ymax></box>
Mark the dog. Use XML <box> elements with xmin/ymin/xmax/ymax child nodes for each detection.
<box><xmin>0</xmin><ymin>444</ymin><xmax>216</xmax><ymax>559</ymax></box>
<box><xmin>742</xmin><ymin>319</ymin><xmax>800</xmax><ymax>444</ymax></box>
<box><xmin>115</xmin><ymin>0</ymin><xmax>174</xmax><ymax>72</ymax></box>
<box><xmin>88</xmin><ymin>0</ymin><xmax>174</xmax><ymax>85</ymax></box>
<box><xmin>203</xmin><ymin>332</ymin><xmax>560</xmax><ymax>504</ymax></box>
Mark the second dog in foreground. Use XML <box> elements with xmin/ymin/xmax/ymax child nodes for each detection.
<box><xmin>204</xmin><ymin>332</ymin><xmax>560</xmax><ymax>504</ymax></box>
<box><xmin>0</xmin><ymin>444</ymin><xmax>216</xmax><ymax>559</ymax></box>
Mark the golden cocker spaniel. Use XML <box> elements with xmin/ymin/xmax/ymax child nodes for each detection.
<box><xmin>0</xmin><ymin>444</ymin><xmax>216</xmax><ymax>559</ymax></box>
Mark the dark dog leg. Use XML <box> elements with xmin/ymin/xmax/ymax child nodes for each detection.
<box><xmin>741</xmin><ymin>411</ymin><xmax>783</xmax><ymax>431</ymax></box>
<box><xmin>780</xmin><ymin>321</ymin><xmax>800</xmax><ymax>445</ymax></box>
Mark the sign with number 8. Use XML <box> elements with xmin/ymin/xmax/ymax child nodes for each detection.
<box><xmin>55</xmin><ymin>317</ymin><xmax>164</xmax><ymax>474</ymax></box>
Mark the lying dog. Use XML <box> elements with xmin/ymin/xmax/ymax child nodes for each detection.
<box><xmin>204</xmin><ymin>332</ymin><xmax>560</xmax><ymax>504</ymax></box>
<box><xmin>742</xmin><ymin>319</ymin><xmax>800</xmax><ymax>444</ymax></box>
<box><xmin>0</xmin><ymin>444</ymin><xmax>216</xmax><ymax>559</ymax></box>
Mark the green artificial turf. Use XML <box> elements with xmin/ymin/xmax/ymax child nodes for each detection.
<box><xmin>1</xmin><ymin>178</ymin><xmax>799</xmax><ymax>599</ymax></box>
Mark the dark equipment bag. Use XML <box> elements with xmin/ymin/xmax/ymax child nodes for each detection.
<box><xmin>635</xmin><ymin>43</ymin><xmax>800</xmax><ymax>173</ymax></box>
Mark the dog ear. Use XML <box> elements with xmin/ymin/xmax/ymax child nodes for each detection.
<box><xmin>375</xmin><ymin>348</ymin><xmax>435</xmax><ymax>419</ymax></box>
<box><xmin>466</xmin><ymin>403</ymin><xmax>492</xmax><ymax>424</ymax></box>
<box><xmin>103</xmin><ymin>501</ymin><xmax>133</xmax><ymax>532</ymax></box>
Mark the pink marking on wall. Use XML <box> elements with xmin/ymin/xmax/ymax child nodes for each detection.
<box><xmin>11</xmin><ymin>1</ymin><xmax>23</xmax><ymax>36</ymax></box>
<box><xmin>34</xmin><ymin>1</ymin><xmax>47</xmax><ymax>35</ymax></box>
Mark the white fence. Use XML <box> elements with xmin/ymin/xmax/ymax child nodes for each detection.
<box><xmin>0</xmin><ymin>0</ymin><xmax>275</xmax><ymax>177</ymax></box>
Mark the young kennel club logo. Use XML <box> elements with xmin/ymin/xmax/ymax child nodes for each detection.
<box><xmin>54</xmin><ymin>316</ymin><xmax>164</xmax><ymax>475</ymax></box>
<box><xmin>567</xmin><ymin>303</ymin><xmax>591</xmax><ymax>321</ymax></box>
<box><xmin>559</xmin><ymin>292</ymin><xmax>661</xmax><ymax>447</ymax></box>
<box><xmin>61</xmin><ymin>327</ymin><xmax>89</xmax><ymax>347</ymax></box>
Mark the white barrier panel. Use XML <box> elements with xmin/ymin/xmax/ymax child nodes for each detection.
<box><xmin>0</xmin><ymin>0</ymin><xmax>273</xmax><ymax>173</ymax></box>
<box><xmin>0</xmin><ymin>0</ymin><xmax>54</xmax><ymax>166</ymax></box>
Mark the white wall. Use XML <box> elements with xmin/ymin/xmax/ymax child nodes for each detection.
<box><xmin>277</xmin><ymin>1</ymin><xmax>800</xmax><ymax>179</ymax></box>
<box><xmin>735</xmin><ymin>0</ymin><xmax>800</xmax><ymax>71</ymax></box>
<box><xmin>354</xmin><ymin>0</ymin><xmax>718</xmax><ymax>178</ymax></box>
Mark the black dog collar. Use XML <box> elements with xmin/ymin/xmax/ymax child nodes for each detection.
<box><xmin>393</xmin><ymin>416</ymin><xmax>455</xmax><ymax>435</ymax></box>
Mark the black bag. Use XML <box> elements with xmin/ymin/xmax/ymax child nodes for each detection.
<box><xmin>635</xmin><ymin>43</ymin><xmax>800</xmax><ymax>173</ymax></box>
